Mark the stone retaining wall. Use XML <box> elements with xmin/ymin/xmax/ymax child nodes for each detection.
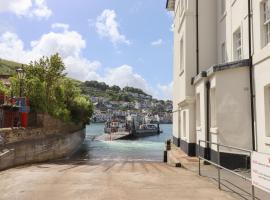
<box><xmin>0</xmin><ymin>114</ymin><xmax>86</xmax><ymax>171</ymax></box>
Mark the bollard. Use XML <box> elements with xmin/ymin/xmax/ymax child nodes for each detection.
<box><xmin>166</xmin><ymin>139</ymin><xmax>171</xmax><ymax>151</ymax></box>
<box><xmin>163</xmin><ymin>150</ymin><xmax>167</xmax><ymax>162</ymax></box>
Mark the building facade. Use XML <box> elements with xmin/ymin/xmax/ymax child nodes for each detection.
<box><xmin>167</xmin><ymin>0</ymin><xmax>270</xmax><ymax>168</ymax></box>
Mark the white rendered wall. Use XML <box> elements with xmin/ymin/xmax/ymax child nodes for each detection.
<box><xmin>213</xmin><ymin>67</ymin><xmax>252</xmax><ymax>151</ymax></box>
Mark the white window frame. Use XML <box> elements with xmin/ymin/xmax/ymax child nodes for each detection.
<box><xmin>179</xmin><ymin>38</ymin><xmax>184</xmax><ymax>75</ymax></box>
<box><xmin>221</xmin><ymin>42</ymin><xmax>227</xmax><ymax>63</ymax></box>
<box><xmin>262</xmin><ymin>0</ymin><xmax>270</xmax><ymax>46</ymax></box>
<box><xmin>182</xmin><ymin>110</ymin><xmax>187</xmax><ymax>138</ymax></box>
<box><xmin>265</xmin><ymin>85</ymin><xmax>270</xmax><ymax>137</ymax></box>
<box><xmin>178</xmin><ymin>108</ymin><xmax>181</xmax><ymax>138</ymax></box>
<box><xmin>196</xmin><ymin>93</ymin><xmax>201</xmax><ymax>127</ymax></box>
<box><xmin>210</xmin><ymin>88</ymin><xmax>217</xmax><ymax>128</ymax></box>
<box><xmin>233</xmin><ymin>28</ymin><xmax>242</xmax><ymax>61</ymax></box>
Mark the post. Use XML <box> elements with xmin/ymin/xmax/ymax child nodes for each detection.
<box><xmin>19</xmin><ymin>79</ymin><xmax>23</xmax><ymax>97</ymax></box>
<box><xmin>198</xmin><ymin>140</ymin><xmax>201</xmax><ymax>176</ymax></box>
<box><xmin>251</xmin><ymin>185</ymin><xmax>255</xmax><ymax>200</ymax></box>
<box><xmin>251</xmin><ymin>151</ymin><xmax>255</xmax><ymax>200</ymax></box>
<box><xmin>217</xmin><ymin>143</ymin><xmax>221</xmax><ymax>190</ymax></box>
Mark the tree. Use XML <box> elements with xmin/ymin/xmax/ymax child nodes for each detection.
<box><xmin>25</xmin><ymin>54</ymin><xmax>66</xmax><ymax>112</ymax></box>
<box><xmin>9</xmin><ymin>54</ymin><xmax>93</xmax><ymax>124</ymax></box>
<box><xmin>110</xmin><ymin>85</ymin><xmax>121</xmax><ymax>92</ymax></box>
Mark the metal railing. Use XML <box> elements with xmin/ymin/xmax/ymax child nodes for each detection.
<box><xmin>198</xmin><ymin>140</ymin><xmax>255</xmax><ymax>200</ymax></box>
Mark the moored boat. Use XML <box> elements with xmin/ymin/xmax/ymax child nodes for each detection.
<box><xmin>131</xmin><ymin>123</ymin><xmax>162</xmax><ymax>138</ymax></box>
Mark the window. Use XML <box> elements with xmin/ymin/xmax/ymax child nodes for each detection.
<box><xmin>183</xmin><ymin>110</ymin><xmax>187</xmax><ymax>137</ymax></box>
<box><xmin>221</xmin><ymin>42</ymin><xmax>227</xmax><ymax>63</ymax></box>
<box><xmin>263</xmin><ymin>0</ymin><xmax>270</xmax><ymax>46</ymax></box>
<box><xmin>233</xmin><ymin>29</ymin><xmax>242</xmax><ymax>60</ymax></box>
<box><xmin>180</xmin><ymin>38</ymin><xmax>184</xmax><ymax>74</ymax></box>
<box><xmin>196</xmin><ymin>93</ymin><xmax>201</xmax><ymax>127</ymax></box>
<box><xmin>178</xmin><ymin>109</ymin><xmax>181</xmax><ymax>138</ymax></box>
<box><xmin>265</xmin><ymin>85</ymin><xmax>270</xmax><ymax>137</ymax></box>
<box><xmin>210</xmin><ymin>88</ymin><xmax>217</xmax><ymax>128</ymax></box>
<box><xmin>221</xmin><ymin>0</ymin><xmax>226</xmax><ymax>15</ymax></box>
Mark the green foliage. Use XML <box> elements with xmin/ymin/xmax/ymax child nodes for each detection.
<box><xmin>0</xmin><ymin>80</ymin><xmax>8</xmax><ymax>94</ymax></box>
<box><xmin>81</xmin><ymin>81</ymin><xmax>152</xmax><ymax>103</ymax></box>
<box><xmin>69</xmin><ymin>96</ymin><xmax>93</xmax><ymax>124</ymax></box>
<box><xmin>9</xmin><ymin>54</ymin><xmax>93</xmax><ymax>124</ymax></box>
<box><xmin>123</xmin><ymin>86</ymin><xmax>147</xmax><ymax>96</ymax></box>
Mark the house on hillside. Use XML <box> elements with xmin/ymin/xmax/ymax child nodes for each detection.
<box><xmin>0</xmin><ymin>75</ymin><xmax>11</xmax><ymax>87</ymax></box>
<box><xmin>167</xmin><ymin>0</ymin><xmax>270</xmax><ymax>169</ymax></box>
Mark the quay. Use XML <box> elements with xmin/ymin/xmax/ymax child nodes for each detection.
<box><xmin>0</xmin><ymin>160</ymin><xmax>236</xmax><ymax>200</ymax></box>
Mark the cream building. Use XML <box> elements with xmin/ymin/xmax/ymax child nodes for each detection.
<box><xmin>167</xmin><ymin>0</ymin><xmax>270</xmax><ymax>169</ymax></box>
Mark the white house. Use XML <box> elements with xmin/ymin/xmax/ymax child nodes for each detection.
<box><xmin>167</xmin><ymin>0</ymin><xmax>270</xmax><ymax>169</ymax></box>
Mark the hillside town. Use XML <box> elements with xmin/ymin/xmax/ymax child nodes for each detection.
<box><xmin>90</xmin><ymin>90</ymin><xmax>173</xmax><ymax>124</ymax></box>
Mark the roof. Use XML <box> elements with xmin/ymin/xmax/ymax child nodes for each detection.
<box><xmin>166</xmin><ymin>0</ymin><xmax>175</xmax><ymax>11</ymax></box>
<box><xmin>192</xmin><ymin>59</ymin><xmax>251</xmax><ymax>85</ymax></box>
<box><xmin>0</xmin><ymin>75</ymin><xmax>11</xmax><ymax>86</ymax></box>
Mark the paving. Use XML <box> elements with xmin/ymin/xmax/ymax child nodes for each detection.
<box><xmin>167</xmin><ymin>145</ymin><xmax>270</xmax><ymax>200</ymax></box>
<box><xmin>0</xmin><ymin>160</ymin><xmax>237</xmax><ymax>200</ymax></box>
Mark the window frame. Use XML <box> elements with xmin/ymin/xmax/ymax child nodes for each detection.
<box><xmin>179</xmin><ymin>38</ymin><xmax>184</xmax><ymax>75</ymax></box>
<box><xmin>221</xmin><ymin>42</ymin><xmax>227</xmax><ymax>64</ymax></box>
<box><xmin>262</xmin><ymin>0</ymin><xmax>270</xmax><ymax>46</ymax></box>
<box><xmin>210</xmin><ymin>88</ymin><xmax>217</xmax><ymax>128</ymax></box>
<box><xmin>196</xmin><ymin>93</ymin><xmax>201</xmax><ymax>128</ymax></box>
<box><xmin>233</xmin><ymin>28</ymin><xmax>242</xmax><ymax>61</ymax></box>
<box><xmin>265</xmin><ymin>85</ymin><xmax>270</xmax><ymax>138</ymax></box>
<box><xmin>182</xmin><ymin>110</ymin><xmax>187</xmax><ymax>138</ymax></box>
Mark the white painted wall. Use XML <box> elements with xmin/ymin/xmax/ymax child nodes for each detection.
<box><xmin>170</xmin><ymin>0</ymin><xmax>270</xmax><ymax>154</ymax></box>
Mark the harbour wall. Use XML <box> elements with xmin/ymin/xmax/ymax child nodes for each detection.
<box><xmin>0</xmin><ymin>114</ymin><xmax>85</xmax><ymax>171</ymax></box>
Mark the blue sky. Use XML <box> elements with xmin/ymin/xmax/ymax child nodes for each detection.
<box><xmin>0</xmin><ymin>0</ymin><xmax>173</xmax><ymax>99</ymax></box>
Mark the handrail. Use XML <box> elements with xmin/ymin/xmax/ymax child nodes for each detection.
<box><xmin>199</xmin><ymin>140</ymin><xmax>252</xmax><ymax>153</ymax></box>
<box><xmin>198</xmin><ymin>140</ymin><xmax>255</xmax><ymax>200</ymax></box>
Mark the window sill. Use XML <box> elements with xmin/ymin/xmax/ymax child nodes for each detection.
<box><xmin>210</xmin><ymin>127</ymin><xmax>218</xmax><ymax>134</ymax></box>
<box><xmin>179</xmin><ymin>70</ymin><xmax>184</xmax><ymax>77</ymax></box>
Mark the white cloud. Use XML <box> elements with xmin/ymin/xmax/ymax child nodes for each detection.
<box><xmin>51</xmin><ymin>23</ymin><xmax>70</xmax><ymax>31</ymax></box>
<box><xmin>157</xmin><ymin>82</ymin><xmax>173</xmax><ymax>100</ymax></box>
<box><xmin>0</xmin><ymin>26</ymin><xmax>171</xmax><ymax>99</ymax></box>
<box><xmin>96</xmin><ymin>9</ymin><xmax>130</xmax><ymax>46</ymax></box>
<box><xmin>100</xmin><ymin>65</ymin><xmax>151</xmax><ymax>93</ymax></box>
<box><xmin>0</xmin><ymin>0</ymin><xmax>52</xmax><ymax>19</ymax></box>
<box><xmin>151</xmin><ymin>38</ymin><xmax>163</xmax><ymax>46</ymax></box>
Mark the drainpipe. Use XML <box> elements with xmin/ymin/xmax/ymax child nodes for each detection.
<box><xmin>206</xmin><ymin>81</ymin><xmax>211</xmax><ymax>160</ymax></box>
<box><xmin>248</xmin><ymin>0</ymin><xmax>256</xmax><ymax>151</ymax></box>
<box><xmin>196</xmin><ymin>0</ymin><xmax>199</xmax><ymax>75</ymax></box>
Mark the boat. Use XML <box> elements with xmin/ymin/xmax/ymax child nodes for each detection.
<box><xmin>131</xmin><ymin>123</ymin><xmax>162</xmax><ymax>138</ymax></box>
<box><xmin>104</xmin><ymin>118</ymin><xmax>128</xmax><ymax>133</ymax></box>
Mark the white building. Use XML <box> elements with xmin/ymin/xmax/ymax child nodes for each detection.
<box><xmin>167</xmin><ymin>0</ymin><xmax>270</xmax><ymax>169</ymax></box>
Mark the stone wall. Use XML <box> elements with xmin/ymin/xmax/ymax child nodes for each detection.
<box><xmin>0</xmin><ymin>114</ymin><xmax>85</xmax><ymax>171</ymax></box>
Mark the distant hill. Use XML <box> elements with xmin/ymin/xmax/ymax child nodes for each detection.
<box><xmin>0</xmin><ymin>58</ymin><xmax>155</xmax><ymax>102</ymax></box>
<box><xmin>0</xmin><ymin>58</ymin><xmax>23</xmax><ymax>75</ymax></box>
<box><xmin>81</xmin><ymin>80</ymin><xmax>152</xmax><ymax>102</ymax></box>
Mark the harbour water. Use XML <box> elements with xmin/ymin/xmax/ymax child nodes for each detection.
<box><xmin>72</xmin><ymin>123</ymin><xmax>172</xmax><ymax>162</ymax></box>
